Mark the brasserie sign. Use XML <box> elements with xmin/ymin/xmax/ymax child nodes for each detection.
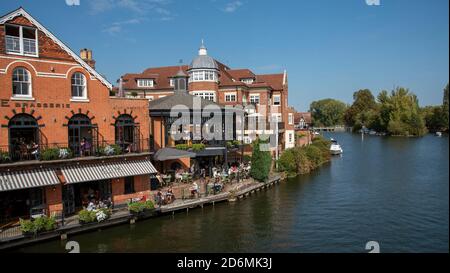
<box><xmin>0</xmin><ymin>99</ymin><xmax>71</xmax><ymax>109</ymax></box>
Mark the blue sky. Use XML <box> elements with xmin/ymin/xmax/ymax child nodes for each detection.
<box><xmin>1</xmin><ymin>0</ymin><xmax>448</xmax><ymax>111</ymax></box>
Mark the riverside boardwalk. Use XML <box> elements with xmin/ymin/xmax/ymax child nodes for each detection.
<box><xmin>0</xmin><ymin>174</ymin><xmax>283</xmax><ymax>250</ymax></box>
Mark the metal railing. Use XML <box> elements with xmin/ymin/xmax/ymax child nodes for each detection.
<box><xmin>0</xmin><ymin>138</ymin><xmax>151</xmax><ymax>165</ymax></box>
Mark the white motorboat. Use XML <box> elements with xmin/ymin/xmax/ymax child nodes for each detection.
<box><xmin>330</xmin><ymin>139</ymin><xmax>343</xmax><ymax>155</ymax></box>
<box><xmin>436</xmin><ymin>132</ymin><xmax>442</xmax><ymax>137</ymax></box>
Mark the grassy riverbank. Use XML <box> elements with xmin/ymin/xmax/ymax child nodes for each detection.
<box><xmin>277</xmin><ymin>136</ymin><xmax>332</xmax><ymax>177</ymax></box>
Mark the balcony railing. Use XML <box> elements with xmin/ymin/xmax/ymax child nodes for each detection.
<box><xmin>0</xmin><ymin>139</ymin><xmax>151</xmax><ymax>165</ymax></box>
<box><xmin>5</xmin><ymin>35</ymin><xmax>20</xmax><ymax>54</ymax></box>
<box><xmin>5</xmin><ymin>36</ymin><xmax>37</xmax><ymax>55</ymax></box>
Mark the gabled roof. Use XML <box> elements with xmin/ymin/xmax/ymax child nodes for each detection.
<box><xmin>227</xmin><ymin>69</ymin><xmax>256</xmax><ymax>80</ymax></box>
<box><xmin>256</xmin><ymin>74</ymin><xmax>285</xmax><ymax>91</ymax></box>
<box><xmin>295</xmin><ymin>112</ymin><xmax>312</xmax><ymax>124</ymax></box>
<box><xmin>0</xmin><ymin>7</ymin><xmax>112</xmax><ymax>89</ymax></box>
<box><xmin>122</xmin><ymin>65</ymin><xmax>189</xmax><ymax>90</ymax></box>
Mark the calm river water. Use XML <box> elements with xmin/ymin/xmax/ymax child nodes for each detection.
<box><xmin>17</xmin><ymin>133</ymin><xmax>449</xmax><ymax>253</ymax></box>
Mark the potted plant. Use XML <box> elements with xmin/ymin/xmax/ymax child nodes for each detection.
<box><xmin>19</xmin><ymin>218</ymin><xmax>35</xmax><ymax>237</ymax></box>
<box><xmin>128</xmin><ymin>201</ymin><xmax>155</xmax><ymax>218</ymax></box>
<box><xmin>19</xmin><ymin>216</ymin><xmax>58</xmax><ymax>237</ymax></box>
<box><xmin>78</xmin><ymin>208</ymin><xmax>111</xmax><ymax>225</ymax></box>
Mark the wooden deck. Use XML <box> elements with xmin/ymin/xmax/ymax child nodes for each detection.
<box><xmin>0</xmin><ymin>174</ymin><xmax>283</xmax><ymax>250</ymax></box>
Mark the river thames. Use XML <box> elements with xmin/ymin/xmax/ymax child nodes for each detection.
<box><xmin>17</xmin><ymin>133</ymin><xmax>449</xmax><ymax>253</ymax></box>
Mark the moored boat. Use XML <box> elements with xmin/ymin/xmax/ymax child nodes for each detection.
<box><xmin>330</xmin><ymin>139</ymin><xmax>343</xmax><ymax>155</ymax></box>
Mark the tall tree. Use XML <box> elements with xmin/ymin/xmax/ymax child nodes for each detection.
<box><xmin>250</xmin><ymin>138</ymin><xmax>272</xmax><ymax>182</ymax></box>
<box><xmin>443</xmin><ymin>84</ymin><xmax>449</xmax><ymax>130</ymax></box>
<box><xmin>377</xmin><ymin>87</ymin><xmax>427</xmax><ymax>136</ymax></box>
<box><xmin>344</xmin><ymin>89</ymin><xmax>378</xmax><ymax>130</ymax></box>
<box><xmin>310</xmin><ymin>99</ymin><xmax>347</xmax><ymax>127</ymax></box>
<box><xmin>344</xmin><ymin>89</ymin><xmax>376</xmax><ymax>126</ymax></box>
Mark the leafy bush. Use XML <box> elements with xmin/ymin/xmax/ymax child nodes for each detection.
<box><xmin>41</xmin><ymin>148</ymin><xmax>60</xmax><ymax>161</ymax></box>
<box><xmin>19</xmin><ymin>219</ymin><xmax>34</xmax><ymax>234</ymax></box>
<box><xmin>175</xmin><ymin>144</ymin><xmax>190</xmax><ymax>151</ymax></box>
<box><xmin>226</xmin><ymin>140</ymin><xmax>241</xmax><ymax>149</ymax></box>
<box><xmin>19</xmin><ymin>216</ymin><xmax>57</xmax><ymax>234</ymax></box>
<box><xmin>191</xmin><ymin>143</ymin><xmax>205</xmax><ymax>152</ymax></box>
<box><xmin>0</xmin><ymin>151</ymin><xmax>11</xmax><ymax>163</ymax></box>
<box><xmin>250</xmin><ymin>139</ymin><xmax>272</xmax><ymax>182</ymax></box>
<box><xmin>40</xmin><ymin>148</ymin><xmax>73</xmax><ymax>161</ymax></box>
<box><xmin>278</xmin><ymin>136</ymin><xmax>331</xmax><ymax>177</ymax></box>
<box><xmin>98</xmin><ymin>144</ymin><xmax>122</xmax><ymax>156</ymax></box>
<box><xmin>128</xmin><ymin>201</ymin><xmax>155</xmax><ymax>213</ymax></box>
<box><xmin>78</xmin><ymin>208</ymin><xmax>111</xmax><ymax>224</ymax></box>
<box><xmin>78</xmin><ymin>209</ymin><xmax>95</xmax><ymax>223</ymax></box>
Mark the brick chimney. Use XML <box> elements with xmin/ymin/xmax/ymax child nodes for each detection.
<box><xmin>80</xmin><ymin>48</ymin><xmax>96</xmax><ymax>69</ymax></box>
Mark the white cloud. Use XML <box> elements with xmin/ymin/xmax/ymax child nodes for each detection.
<box><xmin>102</xmin><ymin>18</ymin><xmax>144</xmax><ymax>35</ymax></box>
<box><xmin>89</xmin><ymin>0</ymin><xmax>175</xmax><ymax>18</ymax></box>
<box><xmin>224</xmin><ymin>1</ymin><xmax>243</xmax><ymax>13</ymax></box>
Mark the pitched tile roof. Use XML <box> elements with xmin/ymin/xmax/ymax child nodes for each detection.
<box><xmin>120</xmin><ymin>61</ymin><xmax>285</xmax><ymax>91</ymax></box>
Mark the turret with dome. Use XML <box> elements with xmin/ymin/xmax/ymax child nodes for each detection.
<box><xmin>188</xmin><ymin>40</ymin><xmax>219</xmax><ymax>83</ymax></box>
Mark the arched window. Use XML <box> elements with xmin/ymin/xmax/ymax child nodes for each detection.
<box><xmin>68</xmin><ymin>114</ymin><xmax>93</xmax><ymax>156</ymax></box>
<box><xmin>8</xmin><ymin>114</ymin><xmax>39</xmax><ymax>161</ymax></box>
<box><xmin>115</xmin><ymin>114</ymin><xmax>137</xmax><ymax>152</ymax></box>
<box><xmin>71</xmin><ymin>72</ymin><xmax>87</xmax><ymax>99</ymax></box>
<box><xmin>12</xmin><ymin>67</ymin><xmax>32</xmax><ymax>97</ymax></box>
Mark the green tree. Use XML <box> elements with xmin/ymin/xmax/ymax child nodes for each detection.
<box><xmin>378</xmin><ymin>87</ymin><xmax>427</xmax><ymax>136</ymax></box>
<box><xmin>443</xmin><ymin>84</ymin><xmax>449</xmax><ymax>131</ymax></box>
<box><xmin>344</xmin><ymin>89</ymin><xmax>377</xmax><ymax>129</ymax></box>
<box><xmin>250</xmin><ymin>138</ymin><xmax>272</xmax><ymax>182</ymax></box>
<box><xmin>310</xmin><ymin>99</ymin><xmax>347</xmax><ymax>127</ymax></box>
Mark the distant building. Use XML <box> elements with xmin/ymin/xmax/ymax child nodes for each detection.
<box><xmin>119</xmin><ymin>42</ymin><xmax>296</xmax><ymax>151</ymax></box>
<box><xmin>295</xmin><ymin>112</ymin><xmax>312</xmax><ymax>130</ymax></box>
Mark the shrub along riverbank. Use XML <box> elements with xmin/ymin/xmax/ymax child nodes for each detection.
<box><xmin>277</xmin><ymin>136</ymin><xmax>332</xmax><ymax>177</ymax></box>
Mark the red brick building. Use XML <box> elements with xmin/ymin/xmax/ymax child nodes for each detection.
<box><xmin>120</xmin><ymin>42</ymin><xmax>297</xmax><ymax>152</ymax></box>
<box><xmin>0</xmin><ymin>8</ymin><xmax>155</xmax><ymax>222</ymax></box>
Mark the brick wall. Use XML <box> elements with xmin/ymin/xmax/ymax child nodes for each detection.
<box><xmin>45</xmin><ymin>184</ymin><xmax>62</xmax><ymax>216</ymax></box>
<box><xmin>0</xmin><ymin>17</ymin><xmax>150</xmax><ymax>150</ymax></box>
<box><xmin>111</xmin><ymin>175</ymin><xmax>151</xmax><ymax>205</ymax></box>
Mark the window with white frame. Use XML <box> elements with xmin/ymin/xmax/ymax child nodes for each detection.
<box><xmin>137</xmin><ymin>79</ymin><xmax>154</xmax><ymax>88</ymax></box>
<box><xmin>249</xmin><ymin>94</ymin><xmax>260</xmax><ymax>104</ymax></box>
<box><xmin>273</xmin><ymin>95</ymin><xmax>281</xmax><ymax>105</ymax></box>
<box><xmin>189</xmin><ymin>70</ymin><xmax>217</xmax><ymax>82</ymax></box>
<box><xmin>288</xmin><ymin>113</ymin><xmax>294</xmax><ymax>125</ymax></box>
<box><xmin>12</xmin><ymin>67</ymin><xmax>32</xmax><ymax>97</ymax></box>
<box><xmin>225</xmin><ymin>93</ymin><xmax>237</xmax><ymax>102</ymax></box>
<box><xmin>5</xmin><ymin>25</ymin><xmax>38</xmax><ymax>56</ymax></box>
<box><xmin>169</xmin><ymin>78</ymin><xmax>175</xmax><ymax>87</ymax></box>
<box><xmin>241</xmin><ymin>78</ymin><xmax>254</xmax><ymax>84</ymax></box>
<box><xmin>71</xmin><ymin>72</ymin><xmax>87</xmax><ymax>99</ymax></box>
<box><xmin>289</xmin><ymin>132</ymin><xmax>293</xmax><ymax>143</ymax></box>
<box><xmin>193</xmin><ymin>91</ymin><xmax>215</xmax><ymax>102</ymax></box>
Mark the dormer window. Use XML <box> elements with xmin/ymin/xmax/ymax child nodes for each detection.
<box><xmin>137</xmin><ymin>79</ymin><xmax>154</xmax><ymax>88</ymax></box>
<box><xmin>170</xmin><ymin>78</ymin><xmax>175</xmax><ymax>87</ymax></box>
<box><xmin>5</xmin><ymin>24</ymin><xmax>38</xmax><ymax>56</ymax></box>
<box><xmin>241</xmin><ymin>78</ymin><xmax>254</xmax><ymax>84</ymax></box>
